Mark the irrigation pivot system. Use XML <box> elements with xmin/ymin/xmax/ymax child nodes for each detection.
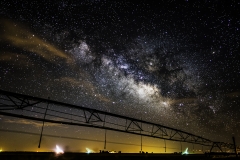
<box><xmin>0</xmin><ymin>90</ymin><xmax>238</xmax><ymax>153</ymax></box>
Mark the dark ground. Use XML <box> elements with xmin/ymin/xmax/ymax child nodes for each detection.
<box><xmin>0</xmin><ymin>152</ymin><xmax>239</xmax><ymax>160</ymax></box>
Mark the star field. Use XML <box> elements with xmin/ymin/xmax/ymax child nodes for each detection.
<box><xmin>0</xmin><ymin>0</ymin><xmax>240</xmax><ymax>152</ymax></box>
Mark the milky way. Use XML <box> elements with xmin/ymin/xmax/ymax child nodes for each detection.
<box><xmin>0</xmin><ymin>0</ymin><xmax>240</xmax><ymax>146</ymax></box>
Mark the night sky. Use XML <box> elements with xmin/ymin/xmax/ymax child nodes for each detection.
<box><xmin>0</xmin><ymin>0</ymin><xmax>240</xmax><ymax>153</ymax></box>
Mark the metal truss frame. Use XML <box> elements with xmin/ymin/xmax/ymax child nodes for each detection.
<box><xmin>0</xmin><ymin>90</ymin><xmax>238</xmax><ymax>152</ymax></box>
<box><xmin>210</xmin><ymin>142</ymin><xmax>237</xmax><ymax>153</ymax></box>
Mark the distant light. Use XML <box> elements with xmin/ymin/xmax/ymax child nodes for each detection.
<box><xmin>55</xmin><ymin>145</ymin><xmax>64</xmax><ymax>154</ymax></box>
<box><xmin>0</xmin><ymin>148</ymin><xmax>2</xmax><ymax>152</ymax></box>
<box><xmin>86</xmin><ymin>148</ymin><xmax>94</xmax><ymax>153</ymax></box>
<box><xmin>182</xmin><ymin>148</ymin><xmax>188</xmax><ymax>155</ymax></box>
